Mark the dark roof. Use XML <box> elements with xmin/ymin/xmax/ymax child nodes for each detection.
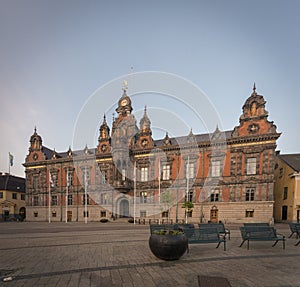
<box><xmin>154</xmin><ymin>130</ymin><xmax>232</xmax><ymax>147</ymax></box>
<box><xmin>0</xmin><ymin>174</ymin><xmax>25</xmax><ymax>192</ymax></box>
<box><xmin>278</xmin><ymin>154</ymin><xmax>300</xmax><ymax>172</ymax></box>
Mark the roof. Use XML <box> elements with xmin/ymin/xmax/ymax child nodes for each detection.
<box><xmin>278</xmin><ymin>154</ymin><xmax>300</xmax><ymax>172</ymax></box>
<box><xmin>0</xmin><ymin>174</ymin><xmax>25</xmax><ymax>192</ymax></box>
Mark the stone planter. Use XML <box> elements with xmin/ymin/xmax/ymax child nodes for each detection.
<box><xmin>149</xmin><ymin>233</ymin><xmax>188</xmax><ymax>261</ymax></box>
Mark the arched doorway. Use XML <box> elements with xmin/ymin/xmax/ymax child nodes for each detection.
<box><xmin>119</xmin><ymin>199</ymin><xmax>129</xmax><ymax>218</ymax></box>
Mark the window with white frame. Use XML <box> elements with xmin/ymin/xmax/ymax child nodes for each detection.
<box><xmin>211</xmin><ymin>160</ymin><xmax>221</xmax><ymax>177</ymax></box>
<box><xmin>141</xmin><ymin>167</ymin><xmax>148</xmax><ymax>182</ymax></box>
<box><xmin>246</xmin><ymin>157</ymin><xmax>257</xmax><ymax>175</ymax></box>
<box><xmin>186</xmin><ymin>163</ymin><xmax>194</xmax><ymax>179</ymax></box>
<box><xmin>245</xmin><ymin>188</ymin><xmax>255</xmax><ymax>201</ymax></box>
<box><xmin>67</xmin><ymin>194</ymin><xmax>73</xmax><ymax>205</ymax></box>
<box><xmin>162</xmin><ymin>165</ymin><xmax>170</xmax><ymax>180</ymax></box>
<box><xmin>100</xmin><ymin>193</ymin><xmax>108</xmax><ymax>204</ymax></box>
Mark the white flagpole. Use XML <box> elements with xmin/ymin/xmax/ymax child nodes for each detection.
<box><xmin>133</xmin><ymin>161</ymin><xmax>136</xmax><ymax>225</ymax></box>
<box><xmin>66</xmin><ymin>170</ymin><xmax>69</xmax><ymax>223</ymax></box>
<box><xmin>186</xmin><ymin>156</ymin><xmax>190</xmax><ymax>224</ymax></box>
<box><xmin>84</xmin><ymin>169</ymin><xmax>88</xmax><ymax>224</ymax></box>
<box><xmin>48</xmin><ymin>171</ymin><xmax>51</xmax><ymax>223</ymax></box>
<box><xmin>158</xmin><ymin>158</ymin><xmax>161</xmax><ymax>224</ymax></box>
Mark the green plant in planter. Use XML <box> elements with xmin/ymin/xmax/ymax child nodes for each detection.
<box><xmin>149</xmin><ymin>191</ymin><xmax>188</xmax><ymax>260</ymax></box>
<box><xmin>153</xmin><ymin>230</ymin><xmax>184</xmax><ymax>235</ymax></box>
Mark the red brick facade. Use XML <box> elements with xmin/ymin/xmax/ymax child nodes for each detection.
<box><xmin>24</xmin><ymin>85</ymin><xmax>280</xmax><ymax>223</ymax></box>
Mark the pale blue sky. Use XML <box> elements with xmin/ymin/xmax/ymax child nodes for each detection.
<box><xmin>0</xmin><ymin>0</ymin><xmax>299</xmax><ymax>177</ymax></box>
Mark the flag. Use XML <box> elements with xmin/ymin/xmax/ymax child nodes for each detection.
<box><xmin>49</xmin><ymin>172</ymin><xmax>54</xmax><ymax>187</ymax></box>
<box><xmin>9</xmin><ymin>153</ymin><xmax>14</xmax><ymax>166</ymax></box>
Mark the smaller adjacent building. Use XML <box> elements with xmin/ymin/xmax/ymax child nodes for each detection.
<box><xmin>274</xmin><ymin>152</ymin><xmax>300</xmax><ymax>222</ymax></box>
<box><xmin>0</xmin><ymin>173</ymin><xmax>26</xmax><ymax>221</ymax></box>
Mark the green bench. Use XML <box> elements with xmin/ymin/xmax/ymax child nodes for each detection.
<box><xmin>199</xmin><ymin>223</ymin><xmax>231</xmax><ymax>240</ymax></box>
<box><xmin>239</xmin><ymin>226</ymin><xmax>285</xmax><ymax>250</ymax></box>
<box><xmin>244</xmin><ymin>223</ymin><xmax>269</xmax><ymax>227</ymax></box>
<box><xmin>288</xmin><ymin>222</ymin><xmax>300</xmax><ymax>238</ymax></box>
<box><xmin>182</xmin><ymin>226</ymin><xmax>226</xmax><ymax>252</ymax></box>
<box><xmin>294</xmin><ymin>225</ymin><xmax>300</xmax><ymax>246</ymax></box>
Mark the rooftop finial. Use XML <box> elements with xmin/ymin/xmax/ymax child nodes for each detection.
<box><xmin>253</xmin><ymin>82</ymin><xmax>256</xmax><ymax>94</ymax></box>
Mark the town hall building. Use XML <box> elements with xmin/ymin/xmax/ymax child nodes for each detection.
<box><xmin>23</xmin><ymin>84</ymin><xmax>280</xmax><ymax>223</ymax></box>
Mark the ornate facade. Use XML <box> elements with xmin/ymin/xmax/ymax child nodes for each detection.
<box><xmin>23</xmin><ymin>85</ymin><xmax>280</xmax><ymax>223</ymax></box>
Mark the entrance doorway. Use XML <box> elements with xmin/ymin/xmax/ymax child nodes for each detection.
<box><xmin>282</xmin><ymin>205</ymin><xmax>288</xmax><ymax>220</ymax></box>
<box><xmin>119</xmin><ymin>199</ymin><xmax>129</xmax><ymax>217</ymax></box>
<box><xmin>67</xmin><ymin>211</ymin><xmax>72</xmax><ymax>222</ymax></box>
<box><xmin>3</xmin><ymin>210</ymin><xmax>9</xmax><ymax>221</ymax></box>
<box><xmin>210</xmin><ymin>205</ymin><xmax>218</xmax><ymax>223</ymax></box>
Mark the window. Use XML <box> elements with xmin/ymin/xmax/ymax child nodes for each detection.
<box><xmin>141</xmin><ymin>167</ymin><xmax>148</xmax><ymax>182</ymax></box>
<box><xmin>51</xmin><ymin>195</ymin><xmax>58</xmax><ymax>206</ymax></box>
<box><xmin>66</xmin><ymin>171</ymin><xmax>73</xmax><ymax>187</ymax></box>
<box><xmin>246</xmin><ymin>158</ymin><xmax>257</xmax><ymax>175</ymax></box>
<box><xmin>140</xmin><ymin>191</ymin><xmax>148</xmax><ymax>203</ymax></box>
<box><xmin>245</xmin><ymin>188</ymin><xmax>255</xmax><ymax>201</ymax></box>
<box><xmin>21</xmin><ymin>194</ymin><xmax>25</xmax><ymax>200</ymax></box>
<box><xmin>186</xmin><ymin>163</ymin><xmax>194</xmax><ymax>179</ymax></box>
<box><xmin>185</xmin><ymin>190</ymin><xmax>194</xmax><ymax>202</ymax></box>
<box><xmin>245</xmin><ymin>210</ymin><xmax>254</xmax><ymax>217</ymax></box>
<box><xmin>0</xmin><ymin>192</ymin><xmax>3</xmax><ymax>198</ymax></box>
<box><xmin>33</xmin><ymin>176</ymin><xmax>38</xmax><ymax>191</ymax></box>
<box><xmin>33</xmin><ymin>196</ymin><xmax>39</xmax><ymax>206</ymax></box>
<box><xmin>12</xmin><ymin>193</ymin><xmax>17</xmax><ymax>200</ymax></box>
<box><xmin>82</xmin><ymin>170</ymin><xmax>90</xmax><ymax>186</ymax></box>
<box><xmin>211</xmin><ymin>160</ymin><xmax>221</xmax><ymax>177</ymax></box>
<box><xmin>279</xmin><ymin>168</ymin><xmax>283</xmax><ymax>178</ymax></box>
<box><xmin>68</xmin><ymin>195</ymin><xmax>73</xmax><ymax>205</ymax></box>
<box><xmin>140</xmin><ymin>210</ymin><xmax>146</xmax><ymax>217</ymax></box>
<box><xmin>101</xmin><ymin>170</ymin><xmax>108</xmax><ymax>184</ymax></box>
<box><xmin>34</xmin><ymin>212</ymin><xmax>38</xmax><ymax>217</ymax></box>
<box><xmin>162</xmin><ymin>211</ymin><xmax>168</xmax><ymax>218</ymax></box>
<box><xmin>162</xmin><ymin>165</ymin><xmax>170</xmax><ymax>180</ymax></box>
<box><xmin>82</xmin><ymin>194</ymin><xmax>90</xmax><ymax>205</ymax></box>
<box><xmin>83</xmin><ymin>211</ymin><xmax>89</xmax><ymax>217</ymax></box>
<box><xmin>100</xmin><ymin>211</ymin><xmax>106</xmax><ymax>217</ymax></box>
<box><xmin>100</xmin><ymin>193</ymin><xmax>108</xmax><ymax>204</ymax></box>
<box><xmin>210</xmin><ymin>190</ymin><xmax>219</xmax><ymax>202</ymax></box>
<box><xmin>283</xmin><ymin>187</ymin><xmax>288</xmax><ymax>200</ymax></box>
<box><xmin>52</xmin><ymin>211</ymin><xmax>56</xmax><ymax>217</ymax></box>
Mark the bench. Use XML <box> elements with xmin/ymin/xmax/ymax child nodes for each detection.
<box><xmin>294</xmin><ymin>225</ymin><xmax>300</xmax><ymax>246</ymax></box>
<box><xmin>198</xmin><ymin>223</ymin><xmax>231</xmax><ymax>240</ymax></box>
<box><xmin>288</xmin><ymin>222</ymin><xmax>300</xmax><ymax>238</ymax></box>
<box><xmin>239</xmin><ymin>226</ymin><xmax>285</xmax><ymax>250</ymax></box>
<box><xmin>244</xmin><ymin>223</ymin><xmax>269</xmax><ymax>227</ymax></box>
<box><xmin>182</xmin><ymin>226</ymin><xmax>226</xmax><ymax>252</ymax></box>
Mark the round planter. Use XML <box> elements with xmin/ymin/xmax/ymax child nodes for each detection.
<box><xmin>149</xmin><ymin>233</ymin><xmax>188</xmax><ymax>261</ymax></box>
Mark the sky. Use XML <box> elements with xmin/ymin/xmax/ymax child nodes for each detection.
<box><xmin>0</xmin><ymin>0</ymin><xmax>299</xmax><ymax>177</ymax></box>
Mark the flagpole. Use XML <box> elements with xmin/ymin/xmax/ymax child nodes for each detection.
<box><xmin>84</xmin><ymin>169</ymin><xmax>87</xmax><ymax>224</ymax></box>
<box><xmin>186</xmin><ymin>156</ymin><xmax>190</xmax><ymax>224</ymax></box>
<box><xmin>66</xmin><ymin>170</ymin><xmax>69</xmax><ymax>223</ymax></box>
<box><xmin>8</xmin><ymin>153</ymin><xmax>10</xmax><ymax>175</ymax></box>
<box><xmin>48</xmin><ymin>171</ymin><xmax>51</xmax><ymax>223</ymax></box>
<box><xmin>133</xmin><ymin>161</ymin><xmax>136</xmax><ymax>225</ymax></box>
<box><xmin>158</xmin><ymin>158</ymin><xmax>161</xmax><ymax>224</ymax></box>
